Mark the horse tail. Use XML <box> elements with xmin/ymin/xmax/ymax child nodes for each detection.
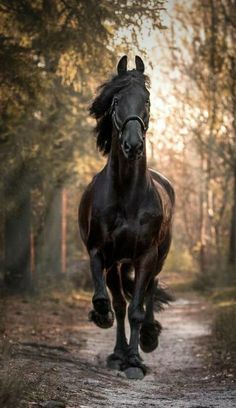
<box><xmin>120</xmin><ymin>264</ymin><xmax>173</xmax><ymax>311</ymax></box>
<box><xmin>152</xmin><ymin>283</ymin><xmax>174</xmax><ymax>312</ymax></box>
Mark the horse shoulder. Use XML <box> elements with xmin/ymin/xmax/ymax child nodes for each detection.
<box><xmin>78</xmin><ymin>180</ymin><xmax>94</xmax><ymax>244</ymax></box>
<box><xmin>79</xmin><ymin>169</ymin><xmax>116</xmax><ymax>249</ymax></box>
<box><xmin>78</xmin><ymin>170</ymin><xmax>106</xmax><ymax>243</ymax></box>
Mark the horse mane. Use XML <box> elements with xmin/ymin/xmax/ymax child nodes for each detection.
<box><xmin>89</xmin><ymin>70</ymin><xmax>150</xmax><ymax>155</ymax></box>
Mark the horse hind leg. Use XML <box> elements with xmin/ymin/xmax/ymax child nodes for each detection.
<box><xmin>106</xmin><ymin>264</ymin><xmax>128</xmax><ymax>370</ymax></box>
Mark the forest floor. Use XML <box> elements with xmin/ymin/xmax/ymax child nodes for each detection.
<box><xmin>0</xmin><ymin>282</ymin><xmax>236</xmax><ymax>408</ymax></box>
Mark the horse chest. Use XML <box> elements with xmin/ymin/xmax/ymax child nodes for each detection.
<box><xmin>108</xmin><ymin>210</ymin><xmax>162</xmax><ymax>260</ymax></box>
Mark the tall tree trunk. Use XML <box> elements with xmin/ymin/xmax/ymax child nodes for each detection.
<box><xmin>61</xmin><ymin>188</ymin><xmax>67</xmax><ymax>274</ymax></box>
<box><xmin>0</xmin><ymin>198</ymin><xmax>4</xmax><ymax>286</ymax></box>
<box><xmin>199</xmin><ymin>152</ymin><xmax>207</xmax><ymax>275</ymax></box>
<box><xmin>4</xmin><ymin>190</ymin><xmax>31</xmax><ymax>291</ymax></box>
<box><xmin>229</xmin><ymin>164</ymin><xmax>236</xmax><ymax>271</ymax></box>
<box><xmin>42</xmin><ymin>187</ymin><xmax>63</xmax><ymax>275</ymax></box>
<box><xmin>228</xmin><ymin>56</ymin><xmax>236</xmax><ymax>273</ymax></box>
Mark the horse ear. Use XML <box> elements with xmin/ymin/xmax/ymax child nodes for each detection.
<box><xmin>117</xmin><ymin>55</ymin><xmax>127</xmax><ymax>75</ymax></box>
<box><xmin>135</xmin><ymin>55</ymin><xmax>145</xmax><ymax>73</ymax></box>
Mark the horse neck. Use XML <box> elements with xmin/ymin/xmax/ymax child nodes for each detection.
<box><xmin>107</xmin><ymin>134</ymin><xmax>149</xmax><ymax>201</ymax></box>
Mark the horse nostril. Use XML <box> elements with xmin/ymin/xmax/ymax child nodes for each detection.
<box><xmin>123</xmin><ymin>141</ymin><xmax>131</xmax><ymax>153</ymax></box>
<box><xmin>136</xmin><ymin>141</ymin><xmax>144</xmax><ymax>154</ymax></box>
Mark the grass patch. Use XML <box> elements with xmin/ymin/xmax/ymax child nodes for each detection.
<box><xmin>210</xmin><ymin>287</ymin><xmax>236</xmax><ymax>303</ymax></box>
<box><xmin>212</xmin><ymin>303</ymin><xmax>236</xmax><ymax>354</ymax></box>
<box><xmin>210</xmin><ymin>287</ymin><xmax>236</xmax><ymax>357</ymax></box>
<box><xmin>205</xmin><ymin>286</ymin><xmax>236</xmax><ymax>378</ymax></box>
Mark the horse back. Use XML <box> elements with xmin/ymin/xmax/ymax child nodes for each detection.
<box><xmin>149</xmin><ymin>168</ymin><xmax>175</xmax><ymax>245</ymax></box>
<box><xmin>150</xmin><ymin>168</ymin><xmax>175</xmax><ymax>207</ymax></box>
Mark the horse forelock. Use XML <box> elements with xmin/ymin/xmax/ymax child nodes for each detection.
<box><xmin>89</xmin><ymin>70</ymin><xmax>150</xmax><ymax>155</ymax></box>
<box><xmin>90</xmin><ymin>71</ymin><xmax>149</xmax><ymax>119</ymax></box>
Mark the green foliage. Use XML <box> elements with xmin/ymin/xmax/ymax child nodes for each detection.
<box><xmin>0</xmin><ymin>0</ymin><xmax>166</xmax><ymax>189</ymax></box>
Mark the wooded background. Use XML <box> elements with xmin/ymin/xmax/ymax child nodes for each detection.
<box><xmin>0</xmin><ymin>0</ymin><xmax>235</xmax><ymax>293</ymax></box>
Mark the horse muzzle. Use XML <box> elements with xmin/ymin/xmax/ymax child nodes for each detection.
<box><xmin>122</xmin><ymin>139</ymin><xmax>144</xmax><ymax>160</ymax></box>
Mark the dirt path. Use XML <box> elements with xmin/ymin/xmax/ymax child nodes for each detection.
<box><xmin>1</xmin><ymin>293</ymin><xmax>236</xmax><ymax>407</ymax></box>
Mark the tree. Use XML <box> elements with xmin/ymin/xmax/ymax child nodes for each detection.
<box><xmin>148</xmin><ymin>0</ymin><xmax>236</xmax><ymax>281</ymax></box>
<box><xmin>0</xmin><ymin>0</ymin><xmax>167</xmax><ymax>290</ymax></box>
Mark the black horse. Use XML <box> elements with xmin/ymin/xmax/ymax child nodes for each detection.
<box><xmin>79</xmin><ymin>55</ymin><xmax>175</xmax><ymax>380</ymax></box>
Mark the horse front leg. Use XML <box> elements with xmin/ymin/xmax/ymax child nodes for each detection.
<box><xmin>125</xmin><ymin>250</ymin><xmax>158</xmax><ymax>379</ymax></box>
<box><xmin>88</xmin><ymin>249</ymin><xmax>114</xmax><ymax>329</ymax></box>
<box><xmin>140</xmin><ymin>238</ymin><xmax>172</xmax><ymax>352</ymax></box>
<box><xmin>140</xmin><ymin>278</ymin><xmax>162</xmax><ymax>353</ymax></box>
<box><xmin>106</xmin><ymin>264</ymin><xmax>128</xmax><ymax>369</ymax></box>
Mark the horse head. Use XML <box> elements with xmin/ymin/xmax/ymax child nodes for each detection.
<box><xmin>110</xmin><ymin>56</ymin><xmax>150</xmax><ymax>160</ymax></box>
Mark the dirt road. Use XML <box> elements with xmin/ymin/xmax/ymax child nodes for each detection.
<box><xmin>1</xmin><ymin>292</ymin><xmax>236</xmax><ymax>407</ymax></box>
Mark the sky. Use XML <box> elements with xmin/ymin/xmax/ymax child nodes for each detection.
<box><xmin>114</xmin><ymin>0</ymin><xmax>187</xmax><ymax>156</ymax></box>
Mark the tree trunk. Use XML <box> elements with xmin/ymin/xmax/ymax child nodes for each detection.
<box><xmin>228</xmin><ymin>55</ymin><xmax>236</xmax><ymax>273</ymax></box>
<box><xmin>229</xmin><ymin>165</ymin><xmax>236</xmax><ymax>272</ymax></box>
<box><xmin>199</xmin><ymin>152</ymin><xmax>208</xmax><ymax>275</ymax></box>
<box><xmin>4</xmin><ymin>190</ymin><xmax>32</xmax><ymax>291</ymax></box>
<box><xmin>42</xmin><ymin>188</ymin><xmax>63</xmax><ymax>275</ymax></box>
<box><xmin>61</xmin><ymin>188</ymin><xmax>67</xmax><ymax>274</ymax></box>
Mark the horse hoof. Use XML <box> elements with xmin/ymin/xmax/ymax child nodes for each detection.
<box><xmin>124</xmin><ymin>367</ymin><xmax>145</xmax><ymax>380</ymax></box>
<box><xmin>93</xmin><ymin>297</ymin><xmax>110</xmax><ymax>315</ymax></box>
<box><xmin>88</xmin><ymin>309</ymin><xmax>114</xmax><ymax>329</ymax></box>
<box><xmin>140</xmin><ymin>320</ymin><xmax>162</xmax><ymax>353</ymax></box>
<box><xmin>123</xmin><ymin>354</ymin><xmax>147</xmax><ymax>376</ymax></box>
<box><xmin>107</xmin><ymin>353</ymin><xmax>123</xmax><ymax>370</ymax></box>
<box><xmin>140</xmin><ymin>336</ymin><xmax>158</xmax><ymax>353</ymax></box>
